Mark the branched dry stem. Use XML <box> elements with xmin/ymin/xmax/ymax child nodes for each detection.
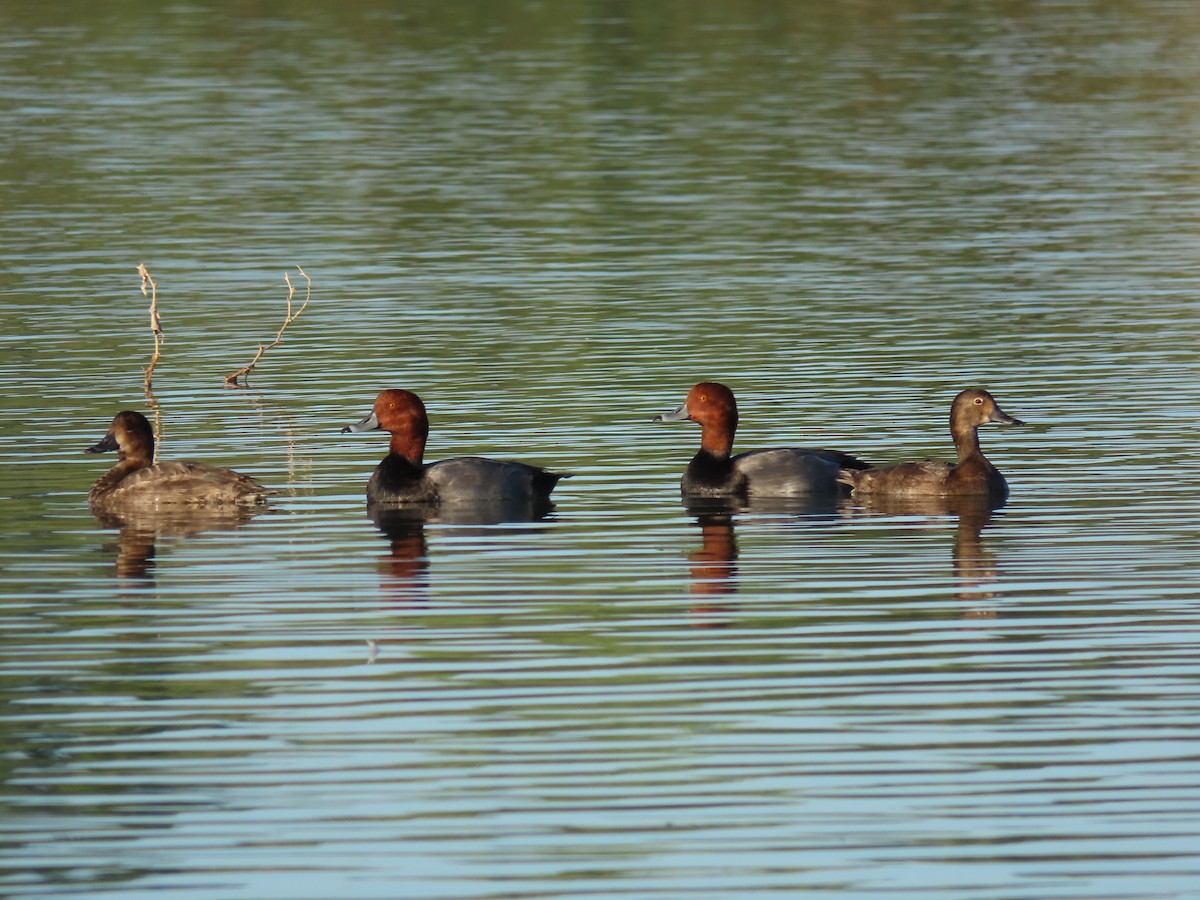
<box><xmin>225</xmin><ymin>266</ymin><xmax>311</xmax><ymax>387</ymax></box>
<box><xmin>137</xmin><ymin>263</ymin><xmax>163</xmax><ymax>392</ymax></box>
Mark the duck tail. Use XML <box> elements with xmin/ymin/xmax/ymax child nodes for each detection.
<box><xmin>536</xmin><ymin>469</ymin><xmax>572</xmax><ymax>494</ymax></box>
<box><xmin>836</xmin><ymin>468</ymin><xmax>860</xmax><ymax>490</ymax></box>
<box><xmin>825</xmin><ymin>450</ymin><xmax>872</xmax><ymax>471</ymax></box>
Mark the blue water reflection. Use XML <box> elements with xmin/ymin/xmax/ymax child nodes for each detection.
<box><xmin>3</xmin><ymin>1</ymin><xmax>1200</xmax><ymax>898</ymax></box>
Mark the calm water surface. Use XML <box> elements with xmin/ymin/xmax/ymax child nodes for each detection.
<box><xmin>3</xmin><ymin>2</ymin><xmax>1200</xmax><ymax>898</ymax></box>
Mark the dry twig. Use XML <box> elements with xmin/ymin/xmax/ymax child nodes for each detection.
<box><xmin>137</xmin><ymin>263</ymin><xmax>163</xmax><ymax>392</ymax></box>
<box><xmin>225</xmin><ymin>267</ymin><xmax>311</xmax><ymax>387</ymax></box>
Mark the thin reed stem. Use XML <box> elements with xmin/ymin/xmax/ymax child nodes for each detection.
<box><xmin>225</xmin><ymin>267</ymin><xmax>311</xmax><ymax>387</ymax></box>
<box><xmin>137</xmin><ymin>263</ymin><xmax>163</xmax><ymax>392</ymax></box>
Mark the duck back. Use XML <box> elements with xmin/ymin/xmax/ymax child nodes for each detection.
<box><xmin>426</xmin><ymin>457</ymin><xmax>565</xmax><ymax>504</ymax></box>
<box><xmin>840</xmin><ymin>457</ymin><xmax>1008</xmax><ymax>499</ymax></box>
<box><xmin>367</xmin><ymin>455</ymin><xmax>565</xmax><ymax>507</ymax></box>
<box><xmin>732</xmin><ymin>448</ymin><xmax>846</xmax><ymax>497</ymax></box>
<box><xmin>90</xmin><ymin>460</ymin><xmax>269</xmax><ymax>512</ymax></box>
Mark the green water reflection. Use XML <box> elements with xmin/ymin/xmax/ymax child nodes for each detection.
<box><xmin>3</xmin><ymin>1</ymin><xmax>1200</xmax><ymax>898</ymax></box>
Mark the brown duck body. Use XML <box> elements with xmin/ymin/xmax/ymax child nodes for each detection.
<box><xmin>90</xmin><ymin>458</ymin><xmax>270</xmax><ymax>512</ymax></box>
<box><xmin>839</xmin><ymin>389</ymin><xmax>1022</xmax><ymax>500</ymax></box>
<box><xmin>87</xmin><ymin>411</ymin><xmax>270</xmax><ymax>514</ymax></box>
<box><xmin>842</xmin><ymin>456</ymin><xmax>1008</xmax><ymax>498</ymax></box>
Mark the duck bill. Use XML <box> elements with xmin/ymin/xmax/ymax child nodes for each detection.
<box><xmin>989</xmin><ymin>405</ymin><xmax>1024</xmax><ymax>426</ymax></box>
<box><xmin>653</xmin><ymin>401</ymin><xmax>691</xmax><ymax>424</ymax></box>
<box><xmin>85</xmin><ymin>433</ymin><xmax>118</xmax><ymax>454</ymax></box>
<box><xmin>341</xmin><ymin>410</ymin><xmax>381</xmax><ymax>434</ymax></box>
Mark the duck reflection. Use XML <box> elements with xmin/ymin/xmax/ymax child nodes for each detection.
<box><xmin>368</xmin><ymin>505</ymin><xmax>431</xmax><ymax>609</ymax></box>
<box><xmin>680</xmin><ymin>498</ymin><xmax>742</xmax><ymax>623</ymax></box>
<box><xmin>680</xmin><ymin>494</ymin><xmax>848</xmax><ymax>622</ymax></box>
<box><xmin>366</xmin><ymin>498</ymin><xmax>557</xmax><ymax>609</ymax></box>
<box><xmin>687</xmin><ymin>510</ymin><xmax>740</xmax><ymax>621</ymax></box>
<box><xmin>93</xmin><ymin>506</ymin><xmax>263</xmax><ymax>581</ymax></box>
<box><xmin>368</xmin><ymin>496</ymin><xmax>556</xmax><ymax>532</ymax></box>
<box><xmin>852</xmin><ymin>494</ymin><xmax>1004</xmax><ymax>611</ymax></box>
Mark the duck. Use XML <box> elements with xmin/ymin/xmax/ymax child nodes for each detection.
<box><xmin>654</xmin><ymin>381</ymin><xmax>870</xmax><ymax>498</ymax></box>
<box><xmin>837</xmin><ymin>388</ymin><xmax>1023</xmax><ymax>500</ymax></box>
<box><xmin>86</xmin><ymin>410</ymin><xmax>271</xmax><ymax>513</ymax></box>
<box><xmin>341</xmin><ymin>388</ymin><xmax>569</xmax><ymax>509</ymax></box>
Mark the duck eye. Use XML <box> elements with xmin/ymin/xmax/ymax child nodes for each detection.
<box><xmin>974</xmin><ymin>397</ymin><xmax>983</xmax><ymax>405</ymax></box>
<box><xmin>699</xmin><ymin>394</ymin><xmax>707</xmax><ymax>402</ymax></box>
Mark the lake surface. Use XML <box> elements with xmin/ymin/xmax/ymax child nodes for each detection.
<box><xmin>3</xmin><ymin>2</ymin><xmax>1200</xmax><ymax>897</ymax></box>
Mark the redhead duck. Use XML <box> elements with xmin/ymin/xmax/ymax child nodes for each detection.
<box><xmin>838</xmin><ymin>388</ymin><xmax>1023</xmax><ymax>500</ymax></box>
<box><xmin>86</xmin><ymin>411</ymin><xmax>270</xmax><ymax>513</ymax></box>
<box><xmin>341</xmin><ymin>389</ymin><xmax>568</xmax><ymax>508</ymax></box>
<box><xmin>655</xmin><ymin>382</ymin><xmax>870</xmax><ymax>498</ymax></box>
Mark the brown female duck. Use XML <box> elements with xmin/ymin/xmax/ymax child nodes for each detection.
<box><xmin>86</xmin><ymin>411</ymin><xmax>270</xmax><ymax>513</ymax></box>
<box><xmin>838</xmin><ymin>388</ymin><xmax>1023</xmax><ymax>500</ymax></box>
